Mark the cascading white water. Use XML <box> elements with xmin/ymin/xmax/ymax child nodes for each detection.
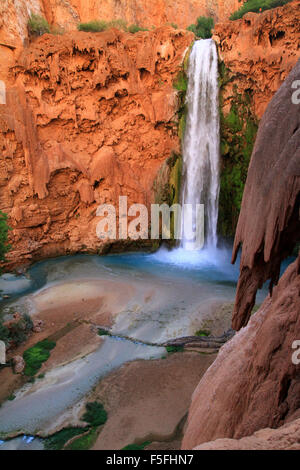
<box><xmin>180</xmin><ymin>39</ymin><xmax>220</xmax><ymax>250</ymax></box>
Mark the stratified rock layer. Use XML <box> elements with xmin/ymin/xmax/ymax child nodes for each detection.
<box><xmin>0</xmin><ymin>27</ymin><xmax>193</xmax><ymax>267</ymax></box>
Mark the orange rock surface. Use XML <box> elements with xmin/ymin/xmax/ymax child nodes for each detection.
<box><xmin>0</xmin><ymin>27</ymin><xmax>193</xmax><ymax>267</ymax></box>
<box><xmin>43</xmin><ymin>0</ymin><xmax>244</xmax><ymax>30</ymax></box>
<box><xmin>194</xmin><ymin>418</ymin><xmax>300</xmax><ymax>450</ymax></box>
<box><xmin>0</xmin><ymin>0</ymin><xmax>243</xmax><ymax>48</ymax></box>
<box><xmin>214</xmin><ymin>0</ymin><xmax>300</xmax><ymax>118</ymax></box>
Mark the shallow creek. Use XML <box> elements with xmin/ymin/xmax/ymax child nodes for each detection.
<box><xmin>0</xmin><ymin>247</ymin><xmax>270</xmax><ymax>449</ymax></box>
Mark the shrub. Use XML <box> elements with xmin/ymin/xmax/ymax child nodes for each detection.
<box><xmin>108</xmin><ymin>19</ymin><xmax>128</xmax><ymax>31</ymax></box>
<box><xmin>44</xmin><ymin>427</ymin><xmax>88</xmax><ymax>450</ymax></box>
<box><xmin>23</xmin><ymin>339</ymin><xmax>56</xmax><ymax>376</ymax></box>
<box><xmin>0</xmin><ymin>313</ymin><xmax>33</xmax><ymax>347</ymax></box>
<box><xmin>187</xmin><ymin>16</ymin><xmax>214</xmax><ymax>39</ymax></box>
<box><xmin>98</xmin><ymin>328</ymin><xmax>110</xmax><ymax>336</ymax></box>
<box><xmin>9</xmin><ymin>314</ymin><xmax>33</xmax><ymax>347</ymax></box>
<box><xmin>77</xmin><ymin>19</ymin><xmax>148</xmax><ymax>34</ymax></box>
<box><xmin>0</xmin><ymin>211</ymin><xmax>10</xmax><ymax>266</ymax></box>
<box><xmin>128</xmin><ymin>24</ymin><xmax>148</xmax><ymax>33</ymax></box>
<box><xmin>65</xmin><ymin>427</ymin><xmax>98</xmax><ymax>450</ymax></box>
<box><xmin>28</xmin><ymin>14</ymin><xmax>50</xmax><ymax>36</ymax></box>
<box><xmin>173</xmin><ymin>71</ymin><xmax>188</xmax><ymax>93</ymax></box>
<box><xmin>195</xmin><ymin>329</ymin><xmax>211</xmax><ymax>337</ymax></box>
<box><xmin>230</xmin><ymin>0</ymin><xmax>292</xmax><ymax>20</ymax></box>
<box><xmin>77</xmin><ymin>20</ymin><xmax>108</xmax><ymax>32</ymax></box>
<box><xmin>166</xmin><ymin>345</ymin><xmax>184</xmax><ymax>354</ymax></box>
<box><xmin>82</xmin><ymin>402</ymin><xmax>107</xmax><ymax>426</ymax></box>
<box><xmin>0</xmin><ymin>321</ymin><xmax>9</xmax><ymax>345</ymax></box>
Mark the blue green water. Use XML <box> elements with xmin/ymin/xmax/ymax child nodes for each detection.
<box><xmin>0</xmin><ymin>247</ymin><xmax>295</xmax><ymax>445</ymax></box>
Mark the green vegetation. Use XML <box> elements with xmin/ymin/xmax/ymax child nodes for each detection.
<box><xmin>7</xmin><ymin>394</ymin><xmax>16</xmax><ymax>401</ymax></box>
<box><xmin>230</xmin><ymin>0</ymin><xmax>292</xmax><ymax>20</ymax></box>
<box><xmin>27</xmin><ymin>14</ymin><xmax>50</xmax><ymax>36</ymax></box>
<box><xmin>173</xmin><ymin>71</ymin><xmax>188</xmax><ymax>93</ymax></box>
<box><xmin>65</xmin><ymin>427</ymin><xmax>99</xmax><ymax>450</ymax></box>
<box><xmin>195</xmin><ymin>329</ymin><xmax>211</xmax><ymax>337</ymax></box>
<box><xmin>44</xmin><ymin>402</ymin><xmax>107</xmax><ymax>450</ymax></box>
<box><xmin>0</xmin><ymin>211</ymin><xmax>10</xmax><ymax>268</ymax></box>
<box><xmin>218</xmin><ymin>63</ymin><xmax>258</xmax><ymax>238</ymax></box>
<box><xmin>122</xmin><ymin>441</ymin><xmax>151</xmax><ymax>450</ymax></box>
<box><xmin>168</xmin><ymin>152</ymin><xmax>183</xmax><ymax>207</ymax></box>
<box><xmin>23</xmin><ymin>339</ymin><xmax>56</xmax><ymax>376</ymax></box>
<box><xmin>82</xmin><ymin>402</ymin><xmax>107</xmax><ymax>426</ymax></box>
<box><xmin>0</xmin><ymin>313</ymin><xmax>33</xmax><ymax>348</ymax></box>
<box><xmin>78</xmin><ymin>20</ymin><xmax>108</xmax><ymax>32</ymax></box>
<box><xmin>44</xmin><ymin>427</ymin><xmax>88</xmax><ymax>450</ymax></box>
<box><xmin>127</xmin><ymin>24</ymin><xmax>148</xmax><ymax>33</ymax></box>
<box><xmin>78</xmin><ymin>19</ymin><xmax>148</xmax><ymax>33</ymax></box>
<box><xmin>166</xmin><ymin>345</ymin><xmax>184</xmax><ymax>354</ymax></box>
<box><xmin>98</xmin><ymin>328</ymin><xmax>110</xmax><ymax>336</ymax></box>
<box><xmin>187</xmin><ymin>16</ymin><xmax>214</xmax><ymax>38</ymax></box>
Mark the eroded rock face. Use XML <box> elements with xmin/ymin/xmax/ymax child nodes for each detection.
<box><xmin>0</xmin><ymin>27</ymin><xmax>193</xmax><ymax>268</ymax></box>
<box><xmin>182</xmin><ymin>54</ymin><xmax>300</xmax><ymax>452</ymax></box>
<box><xmin>214</xmin><ymin>1</ymin><xmax>300</xmax><ymax>119</ymax></box>
<box><xmin>232</xmin><ymin>59</ymin><xmax>300</xmax><ymax>330</ymax></box>
<box><xmin>194</xmin><ymin>418</ymin><xmax>300</xmax><ymax>450</ymax></box>
<box><xmin>182</xmin><ymin>256</ymin><xmax>300</xmax><ymax>449</ymax></box>
<box><xmin>215</xmin><ymin>1</ymin><xmax>300</xmax><ymax>239</ymax></box>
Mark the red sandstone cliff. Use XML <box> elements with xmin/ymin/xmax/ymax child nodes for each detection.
<box><xmin>42</xmin><ymin>0</ymin><xmax>244</xmax><ymax>31</ymax></box>
<box><xmin>0</xmin><ymin>27</ymin><xmax>193</xmax><ymax>267</ymax></box>
<box><xmin>182</xmin><ymin>60</ymin><xmax>300</xmax><ymax>450</ymax></box>
<box><xmin>214</xmin><ymin>0</ymin><xmax>300</xmax><ymax>119</ymax></box>
<box><xmin>0</xmin><ymin>0</ymin><xmax>243</xmax><ymax>47</ymax></box>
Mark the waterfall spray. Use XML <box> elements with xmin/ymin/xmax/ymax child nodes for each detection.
<box><xmin>180</xmin><ymin>39</ymin><xmax>220</xmax><ymax>250</ymax></box>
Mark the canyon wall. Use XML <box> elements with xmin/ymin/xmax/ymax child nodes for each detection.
<box><xmin>0</xmin><ymin>0</ymin><xmax>244</xmax><ymax>47</ymax></box>
<box><xmin>214</xmin><ymin>0</ymin><xmax>300</xmax><ymax>119</ymax></box>
<box><xmin>215</xmin><ymin>0</ymin><xmax>300</xmax><ymax>237</ymax></box>
<box><xmin>0</xmin><ymin>27</ymin><xmax>193</xmax><ymax>268</ymax></box>
<box><xmin>182</xmin><ymin>60</ymin><xmax>300</xmax><ymax>450</ymax></box>
<box><xmin>42</xmin><ymin>0</ymin><xmax>244</xmax><ymax>30</ymax></box>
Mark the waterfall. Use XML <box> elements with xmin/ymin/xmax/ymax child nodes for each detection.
<box><xmin>180</xmin><ymin>39</ymin><xmax>220</xmax><ymax>250</ymax></box>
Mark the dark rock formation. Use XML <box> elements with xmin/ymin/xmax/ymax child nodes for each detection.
<box><xmin>232</xmin><ymin>59</ymin><xmax>300</xmax><ymax>330</ymax></box>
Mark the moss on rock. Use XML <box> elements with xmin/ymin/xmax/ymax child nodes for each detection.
<box><xmin>218</xmin><ymin>63</ymin><xmax>258</xmax><ymax>238</ymax></box>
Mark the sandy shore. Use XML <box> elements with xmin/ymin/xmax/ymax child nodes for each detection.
<box><xmin>82</xmin><ymin>351</ymin><xmax>217</xmax><ymax>450</ymax></box>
